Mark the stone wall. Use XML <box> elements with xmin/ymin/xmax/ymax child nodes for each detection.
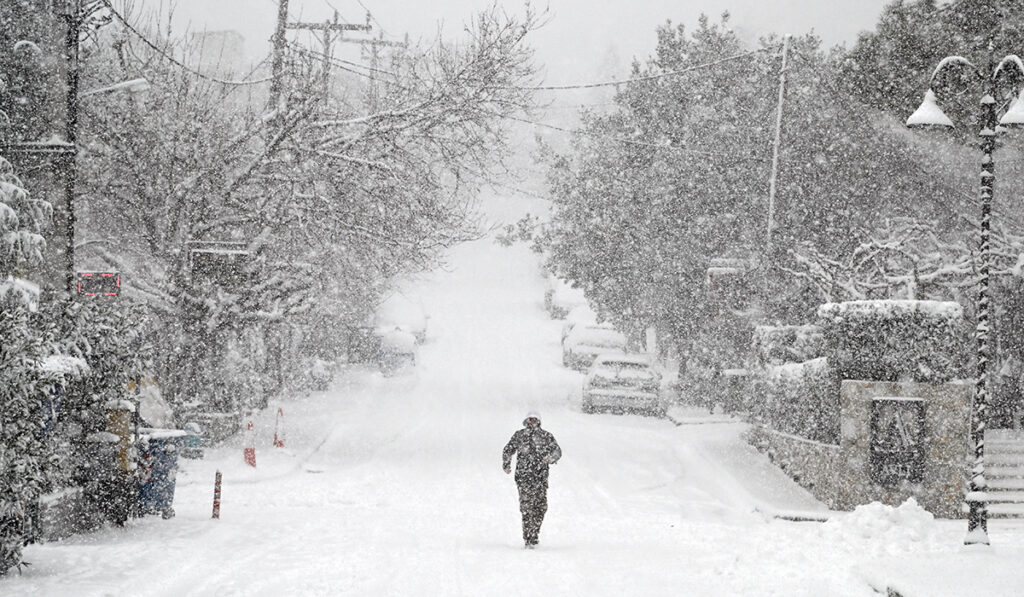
<box><xmin>745</xmin><ymin>425</ymin><xmax>842</xmax><ymax>508</ymax></box>
<box><xmin>747</xmin><ymin>380</ymin><xmax>971</xmax><ymax>518</ymax></box>
<box><xmin>836</xmin><ymin>380</ymin><xmax>971</xmax><ymax>518</ymax></box>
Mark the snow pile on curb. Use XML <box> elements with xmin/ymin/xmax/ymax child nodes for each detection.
<box><xmin>820</xmin><ymin>498</ymin><xmax>938</xmax><ymax>554</ymax></box>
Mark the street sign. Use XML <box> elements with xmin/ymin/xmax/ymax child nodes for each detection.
<box><xmin>77</xmin><ymin>272</ymin><xmax>120</xmax><ymax>296</ymax></box>
<box><xmin>187</xmin><ymin>241</ymin><xmax>255</xmax><ymax>290</ymax></box>
<box><xmin>869</xmin><ymin>397</ymin><xmax>926</xmax><ymax>486</ymax></box>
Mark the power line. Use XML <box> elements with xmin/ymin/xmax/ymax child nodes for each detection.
<box><xmin>284</xmin><ymin>39</ymin><xmax>387</xmax><ymax>81</ymax></box>
<box><xmin>493</xmin><ymin>48</ymin><xmax>774</xmax><ymax>91</ymax></box>
<box><xmin>332</xmin><ymin>53</ymin><xmax>399</xmax><ymax>78</ymax></box>
<box><xmin>289</xmin><ymin>40</ymin><xmax>764</xmax><ymax>161</ymax></box>
<box><xmin>285</xmin><ymin>34</ymin><xmax>764</xmax><ymax>163</ymax></box>
<box><xmin>297</xmin><ymin>41</ymin><xmax>773</xmax><ymax>95</ymax></box>
<box><xmin>501</xmin><ymin>113</ymin><xmax>765</xmax><ymax>161</ymax></box>
<box><xmin>100</xmin><ymin>0</ymin><xmax>274</xmax><ymax>86</ymax></box>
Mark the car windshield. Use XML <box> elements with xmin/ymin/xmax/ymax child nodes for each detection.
<box><xmin>594</xmin><ymin>361</ymin><xmax>653</xmax><ymax>378</ymax></box>
<box><xmin>574</xmin><ymin>329</ymin><xmax>626</xmax><ymax>347</ymax></box>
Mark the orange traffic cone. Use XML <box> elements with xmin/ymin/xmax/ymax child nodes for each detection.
<box><xmin>243</xmin><ymin>421</ymin><xmax>256</xmax><ymax>467</ymax></box>
<box><xmin>273</xmin><ymin>408</ymin><xmax>285</xmax><ymax>448</ymax></box>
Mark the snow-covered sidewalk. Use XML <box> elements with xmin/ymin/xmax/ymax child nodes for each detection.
<box><xmin>860</xmin><ymin>541</ymin><xmax>1024</xmax><ymax>597</ymax></box>
<box><xmin>5</xmin><ymin>195</ymin><xmax>1024</xmax><ymax>596</ymax></box>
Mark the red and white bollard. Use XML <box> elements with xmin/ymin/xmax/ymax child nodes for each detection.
<box><xmin>243</xmin><ymin>421</ymin><xmax>257</xmax><ymax>467</ymax></box>
<box><xmin>212</xmin><ymin>470</ymin><xmax>222</xmax><ymax>519</ymax></box>
<box><xmin>273</xmin><ymin>408</ymin><xmax>285</xmax><ymax>448</ymax></box>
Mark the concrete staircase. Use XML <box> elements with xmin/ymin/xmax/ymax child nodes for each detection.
<box><xmin>986</xmin><ymin>430</ymin><xmax>1024</xmax><ymax>519</ymax></box>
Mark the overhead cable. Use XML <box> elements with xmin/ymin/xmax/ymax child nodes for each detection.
<box><xmin>100</xmin><ymin>0</ymin><xmax>274</xmax><ymax>86</ymax></box>
<box><xmin>493</xmin><ymin>48</ymin><xmax>774</xmax><ymax>91</ymax></box>
<box><xmin>501</xmin><ymin>113</ymin><xmax>765</xmax><ymax>161</ymax></box>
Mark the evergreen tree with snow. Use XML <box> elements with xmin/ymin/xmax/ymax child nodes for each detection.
<box><xmin>0</xmin><ymin>154</ymin><xmax>54</xmax><ymax>575</ymax></box>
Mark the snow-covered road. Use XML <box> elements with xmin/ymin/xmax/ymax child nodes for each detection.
<box><xmin>7</xmin><ymin>196</ymin><xmax>1024</xmax><ymax>597</ymax></box>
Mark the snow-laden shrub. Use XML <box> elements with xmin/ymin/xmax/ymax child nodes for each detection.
<box><xmin>752</xmin><ymin>324</ymin><xmax>824</xmax><ymax>366</ymax></box>
<box><xmin>304</xmin><ymin>358</ymin><xmax>335</xmax><ymax>392</ymax></box>
<box><xmin>0</xmin><ymin>156</ymin><xmax>55</xmax><ymax>575</ymax></box>
<box><xmin>0</xmin><ymin>157</ymin><xmax>51</xmax><ymax>311</ymax></box>
<box><xmin>0</xmin><ymin>309</ymin><xmax>57</xmax><ymax>575</ymax></box>
<box><xmin>817</xmin><ymin>300</ymin><xmax>967</xmax><ymax>383</ymax></box>
<box><xmin>750</xmin><ymin>357</ymin><xmax>840</xmax><ymax>444</ymax></box>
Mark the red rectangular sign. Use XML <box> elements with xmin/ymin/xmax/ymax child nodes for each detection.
<box><xmin>77</xmin><ymin>272</ymin><xmax>120</xmax><ymax>296</ymax></box>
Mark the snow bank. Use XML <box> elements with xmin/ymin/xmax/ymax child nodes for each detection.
<box><xmin>817</xmin><ymin>299</ymin><xmax>963</xmax><ymax>319</ymax></box>
<box><xmin>753</xmin><ymin>324</ymin><xmax>823</xmax><ymax>365</ymax></box>
<box><xmin>37</xmin><ymin>354</ymin><xmax>90</xmax><ymax>377</ymax></box>
<box><xmin>380</xmin><ymin>329</ymin><xmax>417</xmax><ymax>353</ymax></box>
<box><xmin>860</xmin><ymin>547</ymin><xmax>1024</xmax><ymax>597</ymax></box>
<box><xmin>548</xmin><ymin>275</ymin><xmax>587</xmax><ymax>314</ymax></box>
<box><xmin>375</xmin><ymin>292</ymin><xmax>427</xmax><ymax>339</ymax></box>
<box><xmin>565</xmin><ymin>304</ymin><xmax>597</xmax><ymax>324</ymax></box>
<box><xmin>0</xmin><ymin>274</ymin><xmax>40</xmax><ymax>310</ymax></box>
<box><xmin>820</xmin><ymin>498</ymin><xmax>938</xmax><ymax>553</ymax></box>
<box><xmin>764</xmin><ymin>356</ymin><xmax>829</xmax><ymax>381</ymax></box>
<box><xmin>104</xmin><ymin>399</ymin><xmax>135</xmax><ymax>412</ymax></box>
<box><xmin>138</xmin><ymin>382</ymin><xmax>175</xmax><ymax>428</ymax></box>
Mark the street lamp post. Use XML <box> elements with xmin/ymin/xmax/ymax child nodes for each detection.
<box><xmin>78</xmin><ymin>78</ymin><xmax>151</xmax><ymax>98</ymax></box>
<box><xmin>907</xmin><ymin>50</ymin><xmax>1024</xmax><ymax>546</ymax></box>
<box><xmin>61</xmin><ymin>0</ymin><xmax>81</xmax><ymax>297</ymax></box>
<box><xmin>59</xmin><ymin>0</ymin><xmax>149</xmax><ymax>297</ymax></box>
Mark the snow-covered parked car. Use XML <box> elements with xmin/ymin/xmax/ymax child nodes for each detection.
<box><xmin>582</xmin><ymin>353</ymin><xmax>665</xmax><ymax>417</ymax></box>
<box><xmin>544</xmin><ymin>275</ymin><xmax>587</xmax><ymax>319</ymax></box>
<box><xmin>562</xmin><ymin>325</ymin><xmax>627</xmax><ymax>370</ymax></box>
<box><xmin>560</xmin><ymin>305</ymin><xmax>599</xmax><ymax>344</ymax></box>
<box><xmin>375</xmin><ymin>292</ymin><xmax>428</xmax><ymax>344</ymax></box>
<box><xmin>378</xmin><ymin>328</ymin><xmax>418</xmax><ymax>377</ymax></box>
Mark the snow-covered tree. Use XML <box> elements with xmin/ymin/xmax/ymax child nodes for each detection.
<box><xmin>0</xmin><ymin>155</ymin><xmax>54</xmax><ymax>575</ymax></box>
<box><xmin>537</xmin><ymin>14</ymin><xmax>957</xmax><ymax>379</ymax></box>
<box><xmin>1</xmin><ymin>157</ymin><xmax>50</xmax><ymax>308</ymax></box>
<box><xmin>72</xmin><ymin>6</ymin><xmax>539</xmax><ymax>419</ymax></box>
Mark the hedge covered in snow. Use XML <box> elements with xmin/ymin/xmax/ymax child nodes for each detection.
<box><xmin>817</xmin><ymin>300</ymin><xmax>967</xmax><ymax>383</ymax></box>
<box><xmin>750</xmin><ymin>357</ymin><xmax>840</xmax><ymax>444</ymax></box>
<box><xmin>752</xmin><ymin>324</ymin><xmax>824</xmax><ymax>366</ymax></box>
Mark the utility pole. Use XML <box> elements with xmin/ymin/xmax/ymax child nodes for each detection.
<box><xmin>61</xmin><ymin>0</ymin><xmax>82</xmax><ymax>298</ymax></box>
<box><xmin>332</xmin><ymin>14</ymin><xmax>408</xmax><ymax>111</ymax></box>
<box><xmin>358</xmin><ymin>29</ymin><xmax>408</xmax><ymax>111</ymax></box>
<box><xmin>286</xmin><ymin>12</ymin><xmax>371</xmax><ymax>103</ymax></box>
<box><xmin>765</xmin><ymin>34</ymin><xmax>790</xmax><ymax>257</ymax></box>
<box><xmin>269</xmin><ymin>0</ymin><xmax>290</xmax><ymax>115</ymax></box>
<box><xmin>264</xmin><ymin>7</ymin><xmax>370</xmax><ymax>395</ymax></box>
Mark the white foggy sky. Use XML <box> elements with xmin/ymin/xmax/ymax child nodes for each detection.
<box><xmin>159</xmin><ymin>0</ymin><xmax>893</xmax><ymax>83</ymax></box>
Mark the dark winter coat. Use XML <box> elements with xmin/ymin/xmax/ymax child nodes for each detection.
<box><xmin>502</xmin><ymin>426</ymin><xmax>562</xmax><ymax>486</ymax></box>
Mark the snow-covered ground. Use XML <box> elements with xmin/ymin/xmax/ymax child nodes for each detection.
<box><xmin>6</xmin><ymin>195</ymin><xmax>1024</xmax><ymax>596</ymax></box>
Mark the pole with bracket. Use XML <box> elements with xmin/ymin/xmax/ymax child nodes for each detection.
<box><xmin>61</xmin><ymin>0</ymin><xmax>82</xmax><ymax>298</ymax></box>
<box><xmin>765</xmin><ymin>34</ymin><xmax>789</xmax><ymax>260</ymax></box>
<box><xmin>285</xmin><ymin>12</ymin><xmax>371</xmax><ymax>105</ymax></box>
<box><xmin>965</xmin><ymin>51</ymin><xmax>999</xmax><ymax>547</ymax></box>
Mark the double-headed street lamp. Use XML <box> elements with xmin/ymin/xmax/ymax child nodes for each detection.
<box><xmin>907</xmin><ymin>49</ymin><xmax>1024</xmax><ymax>546</ymax></box>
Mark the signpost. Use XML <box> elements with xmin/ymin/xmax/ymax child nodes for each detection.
<box><xmin>76</xmin><ymin>272</ymin><xmax>120</xmax><ymax>296</ymax></box>
<box><xmin>869</xmin><ymin>397</ymin><xmax>927</xmax><ymax>486</ymax></box>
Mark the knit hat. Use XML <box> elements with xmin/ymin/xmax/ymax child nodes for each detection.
<box><xmin>523</xmin><ymin>410</ymin><xmax>541</xmax><ymax>426</ymax></box>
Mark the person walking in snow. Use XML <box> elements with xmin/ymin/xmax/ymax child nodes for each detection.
<box><xmin>502</xmin><ymin>411</ymin><xmax>562</xmax><ymax>548</ymax></box>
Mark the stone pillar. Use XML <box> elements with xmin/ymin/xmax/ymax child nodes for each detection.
<box><xmin>837</xmin><ymin>380</ymin><xmax>972</xmax><ymax>518</ymax></box>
